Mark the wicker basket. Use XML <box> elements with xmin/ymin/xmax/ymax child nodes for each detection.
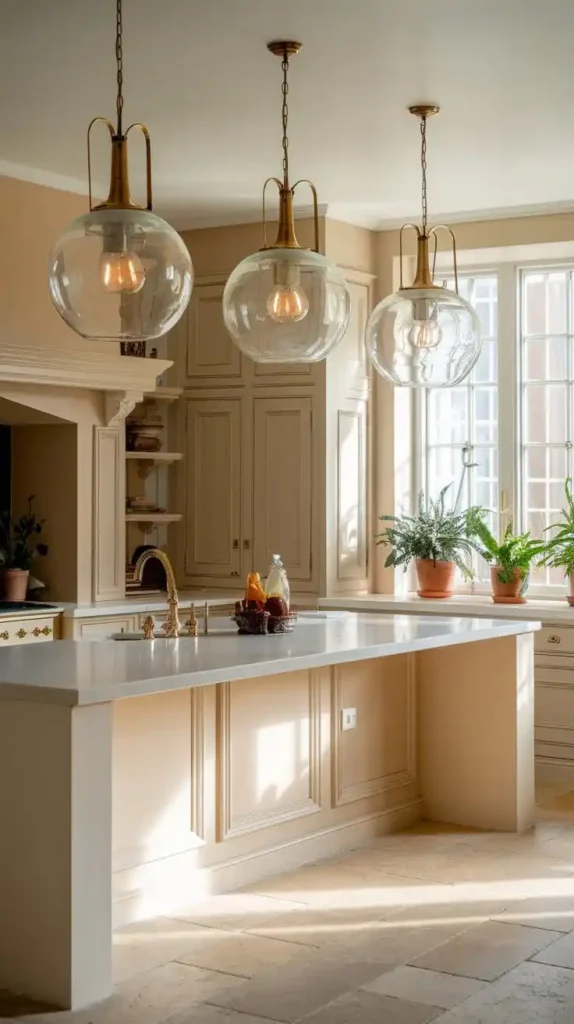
<box><xmin>267</xmin><ymin>612</ymin><xmax>297</xmax><ymax>634</ymax></box>
<box><xmin>232</xmin><ymin>609</ymin><xmax>270</xmax><ymax>635</ymax></box>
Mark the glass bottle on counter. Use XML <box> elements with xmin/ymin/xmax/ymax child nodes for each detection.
<box><xmin>265</xmin><ymin>554</ymin><xmax>290</xmax><ymax>611</ymax></box>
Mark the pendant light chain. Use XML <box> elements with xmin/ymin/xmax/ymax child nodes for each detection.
<box><xmin>281</xmin><ymin>49</ymin><xmax>290</xmax><ymax>188</ymax></box>
<box><xmin>116</xmin><ymin>0</ymin><xmax>124</xmax><ymax>136</ymax></box>
<box><xmin>420</xmin><ymin>113</ymin><xmax>428</xmax><ymax>235</ymax></box>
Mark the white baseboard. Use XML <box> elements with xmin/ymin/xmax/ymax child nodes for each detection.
<box><xmin>112</xmin><ymin>798</ymin><xmax>422</xmax><ymax>930</ymax></box>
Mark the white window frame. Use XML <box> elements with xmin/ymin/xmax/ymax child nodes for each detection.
<box><xmin>408</xmin><ymin>240</ymin><xmax>574</xmax><ymax>597</ymax></box>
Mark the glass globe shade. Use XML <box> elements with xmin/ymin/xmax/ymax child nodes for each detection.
<box><xmin>48</xmin><ymin>208</ymin><xmax>193</xmax><ymax>342</ymax></box>
<box><xmin>365</xmin><ymin>286</ymin><xmax>482</xmax><ymax>387</ymax></box>
<box><xmin>222</xmin><ymin>247</ymin><xmax>350</xmax><ymax>362</ymax></box>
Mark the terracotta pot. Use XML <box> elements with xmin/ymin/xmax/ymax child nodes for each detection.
<box><xmin>415</xmin><ymin>559</ymin><xmax>456</xmax><ymax>598</ymax></box>
<box><xmin>2</xmin><ymin>569</ymin><xmax>30</xmax><ymax>602</ymax></box>
<box><xmin>490</xmin><ymin>565</ymin><xmax>526</xmax><ymax>604</ymax></box>
<box><xmin>568</xmin><ymin>574</ymin><xmax>574</xmax><ymax>607</ymax></box>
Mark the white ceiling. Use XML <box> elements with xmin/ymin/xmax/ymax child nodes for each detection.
<box><xmin>2</xmin><ymin>0</ymin><xmax>574</xmax><ymax>231</ymax></box>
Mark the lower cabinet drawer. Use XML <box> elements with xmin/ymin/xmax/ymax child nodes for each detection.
<box><xmin>0</xmin><ymin>617</ymin><xmax>57</xmax><ymax>645</ymax></box>
<box><xmin>536</xmin><ymin>625</ymin><xmax>574</xmax><ymax>655</ymax></box>
<box><xmin>536</xmin><ymin>679</ymin><xmax>574</xmax><ymax>727</ymax></box>
<box><xmin>79</xmin><ymin>616</ymin><xmax>138</xmax><ymax>640</ymax></box>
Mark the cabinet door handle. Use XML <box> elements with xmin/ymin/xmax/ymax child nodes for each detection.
<box><xmin>243</xmin><ymin>539</ymin><xmax>251</xmax><ymax>550</ymax></box>
<box><xmin>231</xmin><ymin>570</ymin><xmax>240</xmax><ymax>577</ymax></box>
<box><xmin>232</xmin><ymin>539</ymin><xmax>239</xmax><ymax>549</ymax></box>
<box><xmin>548</xmin><ymin>635</ymin><xmax>561</xmax><ymax>644</ymax></box>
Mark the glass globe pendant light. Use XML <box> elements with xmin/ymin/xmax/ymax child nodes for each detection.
<box><xmin>366</xmin><ymin>105</ymin><xmax>481</xmax><ymax>387</ymax></box>
<box><xmin>222</xmin><ymin>42</ymin><xmax>350</xmax><ymax>363</ymax></box>
<box><xmin>48</xmin><ymin>0</ymin><xmax>193</xmax><ymax>345</ymax></box>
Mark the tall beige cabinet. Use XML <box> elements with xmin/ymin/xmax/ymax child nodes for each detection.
<box><xmin>170</xmin><ymin>219</ymin><xmax>374</xmax><ymax>598</ymax></box>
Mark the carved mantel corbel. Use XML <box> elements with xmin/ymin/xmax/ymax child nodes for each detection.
<box><xmin>104</xmin><ymin>391</ymin><xmax>143</xmax><ymax>426</ymax></box>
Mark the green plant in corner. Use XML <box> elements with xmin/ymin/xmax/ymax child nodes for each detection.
<box><xmin>472</xmin><ymin>518</ymin><xmax>545</xmax><ymax>584</ymax></box>
<box><xmin>376</xmin><ymin>484</ymin><xmax>483</xmax><ymax>582</ymax></box>
<box><xmin>539</xmin><ymin>477</ymin><xmax>574</xmax><ymax>577</ymax></box>
<box><xmin>0</xmin><ymin>495</ymin><xmax>48</xmax><ymax>571</ymax></box>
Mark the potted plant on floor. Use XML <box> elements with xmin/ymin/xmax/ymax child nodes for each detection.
<box><xmin>539</xmin><ymin>478</ymin><xmax>574</xmax><ymax>605</ymax></box>
<box><xmin>472</xmin><ymin>519</ymin><xmax>545</xmax><ymax>604</ymax></box>
<box><xmin>376</xmin><ymin>484</ymin><xmax>483</xmax><ymax>598</ymax></box>
<box><xmin>0</xmin><ymin>496</ymin><xmax>48</xmax><ymax>601</ymax></box>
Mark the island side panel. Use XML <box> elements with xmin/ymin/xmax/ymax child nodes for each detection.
<box><xmin>416</xmin><ymin>632</ymin><xmax>535</xmax><ymax>832</ymax></box>
<box><xmin>111</xmin><ymin>657</ymin><xmax>421</xmax><ymax>926</ymax></box>
<box><xmin>0</xmin><ymin>699</ymin><xmax>112</xmax><ymax>1010</ymax></box>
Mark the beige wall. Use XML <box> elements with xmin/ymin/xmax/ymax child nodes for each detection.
<box><xmin>0</xmin><ymin>175</ymin><xmax>109</xmax><ymax>353</ymax></box>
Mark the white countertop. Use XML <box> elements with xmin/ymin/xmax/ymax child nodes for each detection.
<box><xmin>0</xmin><ymin>613</ymin><xmax>540</xmax><ymax>707</ymax></box>
<box><xmin>58</xmin><ymin>591</ymin><xmax>240</xmax><ymax>618</ymax></box>
<box><xmin>320</xmin><ymin>593</ymin><xmax>574</xmax><ymax>623</ymax></box>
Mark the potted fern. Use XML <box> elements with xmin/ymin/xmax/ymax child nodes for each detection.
<box><xmin>472</xmin><ymin>519</ymin><xmax>545</xmax><ymax>604</ymax></box>
<box><xmin>0</xmin><ymin>496</ymin><xmax>48</xmax><ymax>601</ymax></box>
<box><xmin>539</xmin><ymin>478</ymin><xmax>574</xmax><ymax>605</ymax></box>
<box><xmin>376</xmin><ymin>485</ymin><xmax>482</xmax><ymax>598</ymax></box>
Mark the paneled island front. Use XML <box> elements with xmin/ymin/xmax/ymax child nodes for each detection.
<box><xmin>0</xmin><ymin>612</ymin><xmax>539</xmax><ymax>1010</ymax></box>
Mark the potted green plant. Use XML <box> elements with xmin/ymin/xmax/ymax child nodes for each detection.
<box><xmin>0</xmin><ymin>496</ymin><xmax>48</xmax><ymax>601</ymax></box>
<box><xmin>472</xmin><ymin>519</ymin><xmax>545</xmax><ymax>604</ymax></box>
<box><xmin>376</xmin><ymin>484</ymin><xmax>482</xmax><ymax>598</ymax></box>
<box><xmin>539</xmin><ymin>478</ymin><xmax>574</xmax><ymax>605</ymax></box>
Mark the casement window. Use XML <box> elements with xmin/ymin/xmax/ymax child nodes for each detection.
<box><xmin>414</xmin><ymin>254</ymin><xmax>574</xmax><ymax>594</ymax></box>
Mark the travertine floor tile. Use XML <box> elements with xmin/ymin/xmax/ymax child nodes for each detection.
<box><xmin>174</xmin><ymin>927</ymin><xmax>312</xmax><ymax>977</ymax></box>
<box><xmin>209</xmin><ymin>953</ymin><xmax>382</xmax><ymax>1023</ymax></box>
<box><xmin>432</xmin><ymin>961</ymin><xmax>574</xmax><ymax>1022</ymax></box>
<box><xmin>531</xmin><ymin>927</ymin><xmax>574</xmax><ymax>969</ymax></box>
<box><xmin>412</xmin><ymin>920</ymin><xmax>562</xmax><ymax>981</ymax></box>
<box><xmin>363</xmin><ymin>965</ymin><xmax>486</xmax><ymax>1009</ymax></box>
<box><xmin>171</xmin><ymin>892</ymin><xmax>305</xmax><ymax>932</ymax></box>
<box><xmin>301</xmin><ymin>988</ymin><xmax>443</xmax><ymax>1024</ymax></box>
<box><xmin>112</xmin><ymin>915</ymin><xmax>210</xmax><ymax>984</ymax></box>
<box><xmin>160</xmin><ymin>1005</ymin><xmax>281</xmax><ymax>1024</ymax></box>
<box><xmin>494</xmin><ymin>894</ymin><xmax>574</xmax><ymax>933</ymax></box>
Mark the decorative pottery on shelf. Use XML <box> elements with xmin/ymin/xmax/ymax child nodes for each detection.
<box><xmin>126</xmin><ymin>414</ymin><xmax>164</xmax><ymax>453</ymax></box>
<box><xmin>415</xmin><ymin>558</ymin><xmax>456</xmax><ymax>599</ymax></box>
<box><xmin>2</xmin><ymin>569</ymin><xmax>30</xmax><ymax>602</ymax></box>
<box><xmin>490</xmin><ymin>566</ymin><xmax>526</xmax><ymax>604</ymax></box>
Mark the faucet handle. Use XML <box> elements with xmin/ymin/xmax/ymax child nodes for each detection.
<box><xmin>184</xmin><ymin>604</ymin><xmax>199</xmax><ymax>637</ymax></box>
<box><xmin>142</xmin><ymin>615</ymin><xmax>155</xmax><ymax>640</ymax></box>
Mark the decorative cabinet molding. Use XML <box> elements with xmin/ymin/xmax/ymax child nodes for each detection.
<box><xmin>336</xmin><ymin>402</ymin><xmax>368</xmax><ymax>581</ymax></box>
<box><xmin>252</xmin><ymin>395</ymin><xmax>314</xmax><ymax>585</ymax></box>
<box><xmin>172</xmin><ymin>264</ymin><xmax>372</xmax><ymax>597</ymax></box>
<box><xmin>93</xmin><ymin>426</ymin><xmax>125</xmax><ymax>601</ymax></box>
<box><xmin>331</xmin><ymin>655</ymin><xmax>416</xmax><ymax>807</ymax></box>
<box><xmin>183</xmin><ymin>396</ymin><xmax>243</xmax><ymax>580</ymax></box>
<box><xmin>0</xmin><ymin>616</ymin><xmax>58</xmax><ymax>645</ymax></box>
<box><xmin>180</xmin><ymin>389</ymin><xmax>318</xmax><ymax>591</ymax></box>
<box><xmin>183</xmin><ymin>280</ymin><xmax>242</xmax><ymax>385</ymax></box>
<box><xmin>216</xmin><ymin>672</ymin><xmax>322</xmax><ymax>840</ymax></box>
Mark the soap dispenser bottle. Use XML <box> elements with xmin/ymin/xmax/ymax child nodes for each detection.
<box><xmin>265</xmin><ymin>554</ymin><xmax>290</xmax><ymax>612</ymax></box>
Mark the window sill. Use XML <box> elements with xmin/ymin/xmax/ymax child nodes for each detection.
<box><xmin>319</xmin><ymin>592</ymin><xmax>574</xmax><ymax>625</ymax></box>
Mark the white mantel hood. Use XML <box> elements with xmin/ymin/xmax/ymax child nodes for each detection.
<box><xmin>0</xmin><ymin>341</ymin><xmax>171</xmax><ymax>425</ymax></box>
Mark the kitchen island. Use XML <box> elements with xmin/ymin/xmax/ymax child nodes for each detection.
<box><xmin>0</xmin><ymin>613</ymin><xmax>539</xmax><ymax>1010</ymax></box>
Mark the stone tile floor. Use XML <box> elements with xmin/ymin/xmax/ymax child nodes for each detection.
<box><xmin>5</xmin><ymin>781</ymin><xmax>574</xmax><ymax>1022</ymax></box>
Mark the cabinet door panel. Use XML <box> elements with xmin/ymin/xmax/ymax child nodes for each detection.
<box><xmin>186</xmin><ymin>283</ymin><xmax>242</xmax><ymax>382</ymax></box>
<box><xmin>337</xmin><ymin>400</ymin><xmax>368</xmax><ymax>580</ymax></box>
<box><xmin>184</xmin><ymin>398</ymin><xmax>242</xmax><ymax>579</ymax></box>
<box><xmin>252</xmin><ymin>395</ymin><xmax>313</xmax><ymax>583</ymax></box>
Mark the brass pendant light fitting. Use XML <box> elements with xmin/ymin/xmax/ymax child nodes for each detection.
<box><xmin>87</xmin><ymin>0</ymin><xmax>152</xmax><ymax>213</ymax></box>
<box><xmin>400</xmin><ymin>104</ymin><xmax>460</xmax><ymax>295</ymax></box>
<box><xmin>260</xmin><ymin>40</ymin><xmax>320</xmax><ymax>253</ymax></box>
